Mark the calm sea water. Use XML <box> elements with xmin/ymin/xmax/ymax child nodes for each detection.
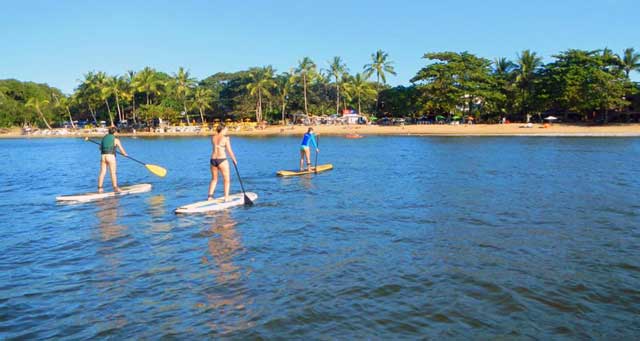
<box><xmin>0</xmin><ymin>136</ymin><xmax>639</xmax><ymax>339</ymax></box>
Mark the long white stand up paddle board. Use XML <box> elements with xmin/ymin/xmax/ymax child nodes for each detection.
<box><xmin>56</xmin><ymin>184</ymin><xmax>152</xmax><ymax>203</ymax></box>
<box><xmin>175</xmin><ymin>192</ymin><xmax>258</xmax><ymax>214</ymax></box>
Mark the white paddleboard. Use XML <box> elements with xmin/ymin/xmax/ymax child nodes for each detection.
<box><xmin>175</xmin><ymin>192</ymin><xmax>258</xmax><ymax>214</ymax></box>
<box><xmin>56</xmin><ymin>184</ymin><xmax>152</xmax><ymax>203</ymax></box>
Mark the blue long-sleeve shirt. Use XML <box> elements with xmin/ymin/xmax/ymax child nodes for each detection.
<box><xmin>300</xmin><ymin>133</ymin><xmax>317</xmax><ymax>148</ymax></box>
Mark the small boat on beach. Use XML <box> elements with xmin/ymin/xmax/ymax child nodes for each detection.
<box><xmin>345</xmin><ymin>133</ymin><xmax>364</xmax><ymax>139</ymax></box>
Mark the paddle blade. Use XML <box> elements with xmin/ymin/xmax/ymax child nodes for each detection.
<box><xmin>145</xmin><ymin>164</ymin><xmax>167</xmax><ymax>177</ymax></box>
<box><xmin>244</xmin><ymin>194</ymin><xmax>254</xmax><ymax>206</ymax></box>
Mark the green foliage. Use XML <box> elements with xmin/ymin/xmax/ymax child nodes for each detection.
<box><xmin>541</xmin><ymin>49</ymin><xmax>631</xmax><ymax>121</ymax></box>
<box><xmin>411</xmin><ymin>51</ymin><xmax>504</xmax><ymax>119</ymax></box>
<box><xmin>2</xmin><ymin>47</ymin><xmax>639</xmax><ymax>128</ymax></box>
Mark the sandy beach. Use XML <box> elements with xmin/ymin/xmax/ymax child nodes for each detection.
<box><xmin>3</xmin><ymin>123</ymin><xmax>640</xmax><ymax>139</ymax></box>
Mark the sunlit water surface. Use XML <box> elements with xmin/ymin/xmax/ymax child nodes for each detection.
<box><xmin>1</xmin><ymin>136</ymin><xmax>639</xmax><ymax>338</ymax></box>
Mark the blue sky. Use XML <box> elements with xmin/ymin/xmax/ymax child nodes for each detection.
<box><xmin>1</xmin><ymin>0</ymin><xmax>638</xmax><ymax>94</ymax></box>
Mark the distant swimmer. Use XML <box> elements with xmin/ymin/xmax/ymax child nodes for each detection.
<box><xmin>208</xmin><ymin>124</ymin><xmax>238</xmax><ymax>202</ymax></box>
<box><xmin>300</xmin><ymin>127</ymin><xmax>319</xmax><ymax>171</ymax></box>
<box><xmin>98</xmin><ymin>126</ymin><xmax>128</xmax><ymax>193</ymax></box>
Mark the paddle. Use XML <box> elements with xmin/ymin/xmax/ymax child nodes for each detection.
<box><xmin>232</xmin><ymin>161</ymin><xmax>253</xmax><ymax>206</ymax></box>
<box><xmin>85</xmin><ymin>137</ymin><xmax>167</xmax><ymax>177</ymax></box>
<box><xmin>314</xmin><ymin>134</ymin><xmax>319</xmax><ymax>174</ymax></box>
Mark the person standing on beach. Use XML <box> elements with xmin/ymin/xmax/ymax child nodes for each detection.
<box><xmin>208</xmin><ymin>125</ymin><xmax>238</xmax><ymax>202</ymax></box>
<box><xmin>300</xmin><ymin>127</ymin><xmax>319</xmax><ymax>171</ymax></box>
<box><xmin>98</xmin><ymin>126</ymin><xmax>128</xmax><ymax>193</ymax></box>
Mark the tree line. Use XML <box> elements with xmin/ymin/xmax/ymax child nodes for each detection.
<box><xmin>1</xmin><ymin>48</ymin><xmax>639</xmax><ymax>128</ymax></box>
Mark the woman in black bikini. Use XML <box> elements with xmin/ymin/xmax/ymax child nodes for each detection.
<box><xmin>208</xmin><ymin>124</ymin><xmax>238</xmax><ymax>201</ymax></box>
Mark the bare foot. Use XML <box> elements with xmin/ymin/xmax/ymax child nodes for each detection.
<box><xmin>207</xmin><ymin>195</ymin><xmax>214</xmax><ymax>201</ymax></box>
<box><xmin>224</xmin><ymin>197</ymin><xmax>230</xmax><ymax>202</ymax></box>
<box><xmin>97</xmin><ymin>187</ymin><xmax>104</xmax><ymax>194</ymax></box>
<box><xmin>114</xmin><ymin>187</ymin><xmax>122</xmax><ymax>193</ymax></box>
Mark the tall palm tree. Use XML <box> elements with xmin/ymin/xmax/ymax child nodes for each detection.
<box><xmin>494</xmin><ymin>57</ymin><xmax>516</xmax><ymax>77</ymax></box>
<box><xmin>363</xmin><ymin>49</ymin><xmax>396</xmax><ymax>112</ymax></box>
<box><xmin>247</xmin><ymin>66</ymin><xmax>276</xmax><ymax>122</ymax></box>
<box><xmin>51</xmin><ymin>93</ymin><xmax>76</xmax><ymax>129</ymax></box>
<box><xmin>102</xmin><ymin>75</ymin><xmax>128</xmax><ymax>123</ymax></box>
<box><xmin>123</xmin><ymin>70</ymin><xmax>137</xmax><ymax>123</ymax></box>
<box><xmin>173</xmin><ymin>67</ymin><xmax>197</xmax><ymax>125</ymax></box>
<box><xmin>77</xmin><ymin>72</ymin><xmax>101</xmax><ymax>124</ymax></box>
<box><xmin>93</xmin><ymin>72</ymin><xmax>115</xmax><ymax>126</ymax></box>
<box><xmin>515</xmin><ymin>50</ymin><xmax>543</xmax><ymax>117</ymax></box>
<box><xmin>329</xmin><ymin>56</ymin><xmax>348</xmax><ymax>114</ymax></box>
<box><xmin>296</xmin><ymin>57</ymin><xmax>316</xmax><ymax>115</ymax></box>
<box><xmin>193</xmin><ymin>87</ymin><xmax>214</xmax><ymax>124</ymax></box>
<box><xmin>26</xmin><ymin>97</ymin><xmax>52</xmax><ymax>129</ymax></box>
<box><xmin>134</xmin><ymin>67</ymin><xmax>163</xmax><ymax>105</ymax></box>
<box><xmin>276</xmin><ymin>70</ymin><xmax>296</xmax><ymax>124</ymax></box>
<box><xmin>344</xmin><ymin>73</ymin><xmax>376</xmax><ymax>115</ymax></box>
<box><xmin>621</xmin><ymin>48</ymin><xmax>640</xmax><ymax>78</ymax></box>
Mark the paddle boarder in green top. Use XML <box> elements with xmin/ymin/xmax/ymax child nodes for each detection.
<box><xmin>300</xmin><ymin>127</ymin><xmax>319</xmax><ymax>171</ymax></box>
<box><xmin>98</xmin><ymin>127</ymin><xmax>128</xmax><ymax>193</ymax></box>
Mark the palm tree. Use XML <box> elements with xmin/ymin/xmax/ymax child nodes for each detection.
<box><xmin>329</xmin><ymin>56</ymin><xmax>348</xmax><ymax>114</ymax></box>
<box><xmin>102</xmin><ymin>75</ymin><xmax>128</xmax><ymax>123</ymax></box>
<box><xmin>363</xmin><ymin>49</ymin><xmax>396</xmax><ymax>112</ymax></box>
<box><xmin>494</xmin><ymin>57</ymin><xmax>516</xmax><ymax>77</ymax></box>
<box><xmin>77</xmin><ymin>72</ymin><xmax>101</xmax><ymax>124</ymax></box>
<box><xmin>247</xmin><ymin>66</ymin><xmax>276</xmax><ymax>123</ymax></box>
<box><xmin>344</xmin><ymin>73</ymin><xmax>376</xmax><ymax>115</ymax></box>
<box><xmin>193</xmin><ymin>87</ymin><xmax>214</xmax><ymax>124</ymax></box>
<box><xmin>276</xmin><ymin>70</ymin><xmax>296</xmax><ymax>124</ymax></box>
<box><xmin>515</xmin><ymin>50</ymin><xmax>543</xmax><ymax>117</ymax></box>
<box><xmin>93</xmin><ymin>72</ymin><xmax>115</xmax><ymax>126</ymax></box>
<box><xmin>296</xmin><ymin>57</ymin><xmax>316</xmax><ymax>115</ymax></box>
<box><xmin>51</xmin><ymin>93</ymin><xmax>76</xmax><ymax>129</ymax></box>
<box><xmin>173</xmin><ymin>67</ymin><xmax>197</xmax><ymax>125</ymax></box>
<box><xmin>26</xmin><ymin>97</ymin><xmax>52</xmax><ymax>129</ymax></box>
<box><xmin>621</xmin><ymin>48</ymin><xmax>640</xmax><ymax>78</ymax></box>
<box><xmin>123</xmin><ymin>70</ymin><xmax>137</xmax><ymax>123</ymax></box>
<box><xmin>134</xmin><ymin>67</ymin><xmax>163</xmax><ymax>105</ymax></box>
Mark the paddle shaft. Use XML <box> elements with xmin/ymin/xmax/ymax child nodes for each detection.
<box><xmin>232</xmin><ymin>161</ymin><xmax>253</xmax><ymax>206</ymax></box>
<box><xmin>86</xmin><ymin>138</ymin><xmax>146</xmax><ymax>165</ymax></box>
<box><xmin>314</xmin><ymin>135</ymin><xmax>319</xmax><ymax>174</ymax></box>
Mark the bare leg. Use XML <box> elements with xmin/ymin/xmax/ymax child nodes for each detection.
<box><xmin>299</xmin><ymin>149</ymin><xmax>305</xmax><ymax>171</ymax></box>
<box><xmin>98</xmin><ymin>157</ymin><xmax>107</xmax><ymax>193</ymax></box>
<box><xmin>108</xmin><ymin>158</ymin><xmax>120</xmax><ymax>192</ymax></box>
<box><xmin>208</xmin><ymin>165</ymin><xmax>218</xmax><ymax>200</ymax></box>
<box><xmin>305</xmin><ymin>148</ymin><xmax>312</xmax><ymax>170</ymax></box>
<box><xmin>220</xmin><ymin>162</ymin><xmax>231</xmax><ymax>201</ymax></box>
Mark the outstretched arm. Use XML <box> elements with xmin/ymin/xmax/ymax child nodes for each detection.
<box><xmin>115</xmin><ymin>138</ymin><xmax>128</xmax><ymax>156</ymax></box>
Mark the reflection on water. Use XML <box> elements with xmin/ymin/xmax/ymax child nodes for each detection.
<box><xmin>95</xmin><ymin>198</ymin><xmax>127</xmax><ymax>242</ymax></box>
<box><xmin>201</xmin><ymin>211</ymin><xmax>254</xmax><ymax>335</ymax></box>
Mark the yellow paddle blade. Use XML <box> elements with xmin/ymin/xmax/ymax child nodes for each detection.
<box><xmin>145</xmin><ymin>164</ymin><xmax>167</xmax><ymax>177</ymax></box>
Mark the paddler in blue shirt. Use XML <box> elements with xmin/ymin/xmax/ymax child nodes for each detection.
<box><xmin>98</xmin><ymin>126</ymin><xmax>128</xmax><ymax>193</ymax></box>
<box><xmin>300</xmin><ymin>127</ymin><xmax>319</xmax><ymax>171</ymax></box>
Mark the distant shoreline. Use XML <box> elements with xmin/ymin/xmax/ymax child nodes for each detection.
<box><xmin>2</xmin><ymin>124</ymin><xmax>640</xmax><ymax>139</ymax></box>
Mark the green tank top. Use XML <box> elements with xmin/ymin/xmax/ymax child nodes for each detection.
<box><xmin>101</xmin><ymin>134</ymin><xmax>115</xmax><ymax>154</ymax></box>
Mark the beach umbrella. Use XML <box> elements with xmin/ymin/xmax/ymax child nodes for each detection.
<box><xmin>435</xmin><ymin>115</ymin><xmax>445</xmax><ymax>120</ymax></box>
<box><xmin>544</xmin><ymin>116</ymin><xmax>558</xmax><ymax>121</ymax></box>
